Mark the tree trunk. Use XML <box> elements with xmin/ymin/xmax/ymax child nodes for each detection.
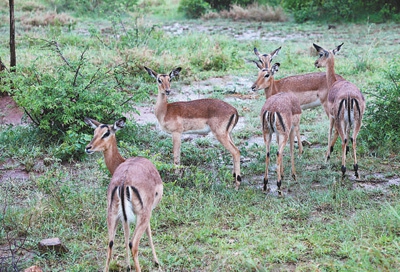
<box><xmin>9</xmin><ymin>0</ymin><xmax>16</xmax><ymax>71</ymax></box>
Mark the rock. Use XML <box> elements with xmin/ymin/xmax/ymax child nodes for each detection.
<box><xmin>38</xmin><ymin>237</ymin><xmax>68</xmax><ymax>254</ymax></box>
<box><xmin>24</xmin><ymin>266</ymin><xmax>43</xmax><ymax>272</ymax></box>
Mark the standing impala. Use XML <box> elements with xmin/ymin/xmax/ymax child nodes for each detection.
<box><xmin>85</xmin><ymin>117</ymin><xmax>163</xmax><ymax>272</ymax></box>
<box><xmin>313</xmin><ymin>43</ymin><xmax>365</xmax><ymax>179</ymax></box>
<box><xmin>251</xmin><ymin>47</ymin><xmax>344</xmax><ymax>115</ymax></box>
<box><xmin>257</xmin><ymin>64</ymin><xmax>302</xmax><ymax>195</ymax></box>
<box><xmin>252</xmin><ymin>62</ymin><xmax>304</xmax><ymax>155</ymax></box>
<box><xmin>144</xmin><ymin>66</ymin><xmax>242</xmax><ymax>189</ymax></box>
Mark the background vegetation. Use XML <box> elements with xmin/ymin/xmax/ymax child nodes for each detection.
<box><xmin>1</xmin><ymin>0</ymin><xmax>399</xmax><ymax>271</ymax></box>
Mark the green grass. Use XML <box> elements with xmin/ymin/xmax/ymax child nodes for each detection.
<box><xmin>1</xmin><ymin>1</ymin><xmax>400</xmax><ymax>272</ymax></box>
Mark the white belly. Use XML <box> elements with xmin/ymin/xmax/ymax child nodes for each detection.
<box><xmin>301</xmin><ymin>99</ymin><xmax>321</xmax><ymax>110</ymax></box>
<box><xmin>183</xmin><ymin>124</ymin><xmax>211</xmax><ymax>135</ymax></box>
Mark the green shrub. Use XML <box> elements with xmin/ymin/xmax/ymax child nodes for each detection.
<box><xmin>179</xmin><ymin>0</ymin><xmax>211</xmax><ymax>18</ymax></box>
<box><xmin>204</xmin><ymin>0</ymin><xmax>254</xmax><ymax>11</ymax></box>
<box><xmin>283</xmin><ymin>0</ymin><xmax>400</xmax><ymax>23</ymax></box>
<box><xmin>4</xmin><ymin>43</ymin><xmax>141</xmax><ymax>160</ymax></box>
<box><xmin>360</xmin><ymin>59</ymin><xmax>400</xmax><ymax>155</ymax></box>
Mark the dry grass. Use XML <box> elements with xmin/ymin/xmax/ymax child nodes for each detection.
<box><xmin>20</xmin><ymin>12</ymin><xmax>75</xmax><ymax>27</ymax></box>
<box><xmin>203</xmin><ymin>3</ymin><xmax>287</xmax><ymax>22</ymax></box>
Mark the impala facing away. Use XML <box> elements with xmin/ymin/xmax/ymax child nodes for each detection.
<box><xmin>85</xmin><ymin>117</ymin><xmax>163</xmax><ymax>272</ymax></box>
<box><xmin>251</xmin><ymin>46</ymin><xmax>344</xmax><ymax>115</ymax></box>
<box><xmin>313</xmin><ymin>43</ymin><xmax>365</xmax><ymax>179</ymax></box>
<box><xmin>259</xmin><ymin>65</ymin><xmax>302</xmax><ymax>195</ymax></box>
<box><xmin>144</xmin><ymin>66</ymin><xmax>242</xmax><ymax>189</ymax></box>
<box><xmin>252</xmin><ymin>63</ymin><xmax>304</xmax><ymax>156</ymax></box>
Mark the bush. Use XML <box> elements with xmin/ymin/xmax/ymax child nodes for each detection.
<box><xmin>205</xmin><ymin>0</ymin><xmax>254</xmax><ymax>11</ymax></box>
<box><xmin>283</xmin><ymin>0</ymin><xmax>400</xmax><ymax>23</ymax></box>
<box><xmin>360</xmin><ymin>59</ymin><xmax>400</xmax><ymax>155</ymax></box>
<box><xmin>179</xmin><ymin>0</ymin><xmax>211</xmax><ymax>19</ymax></box>
<box><xmin>219</xmin><ymin>3</ymin><xmax>287</xmax><ymax>21</ymax></box>
<box><xmin>4</xmin><ymin>42</ymin><xmax>139</xmax><ymax>160</ymax></box>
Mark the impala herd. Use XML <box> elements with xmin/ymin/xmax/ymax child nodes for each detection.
<box><xmin>85</xmin><ymin>43</ymin><xmax>365</xmax><ymax>271</ymax></box>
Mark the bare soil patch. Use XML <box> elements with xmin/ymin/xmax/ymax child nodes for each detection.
<box><xmin>0</xmin><ymin>94</ymin><xmax>25</xmax><ymax>125</ymax></box>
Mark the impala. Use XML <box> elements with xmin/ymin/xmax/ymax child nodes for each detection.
<box><xmin>251</xmin><ymin>46</ymin><xmax>344</xmax><ymax>115</ymax></box>
<box><xmin>144</xmin><ymin>66</ymin><xmax>242</xmax><ymax>189</ymax></box>
<box><xmin>259</xmin><ymin>63</ymin><xmax>302</xmax><ymax>195</ymax></box>
<box><xmin>313</xmin><ymin>43</ymin><xmax>365</xmax><ymax>179</ymax></box>
<box><xmin>85</xmin><ymin>117</ymin><xmax>163</xmax><ymax>272</ymax></box>
<box><xmin>252</xmin><ymin>63</ymin><xmax>304</xmax><ymax>155</ymax></box>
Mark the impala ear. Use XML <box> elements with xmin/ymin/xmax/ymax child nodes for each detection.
<box><xmin>271</xmin><ymin>63</ymin><xmax>280</xmax><ymax>74</ymax></box>
<box><xmin>313</xmin><ymin>43</ymin><xmax>330</xmax><ymax>57</ymax></box>
<box><xmin>84</xmin><ymin>117</ymin><xmax>101</xmax><ymax>129</ymax></box>
<box><xmin>333</xmin><ymin>43</ymin><xmax>344</xmax><ymax>55</ymax></box>
<box><xmin>170</xmin><ymin>67</ymin><xmax>182</xmax><ymax>79</ymax></box>
<box><xmin>313</xmin><ymin>43</ymin><xmax>324</xmax><ymax>53</ymax></box>
<box><xmin>113</xmin><ymin>117</ymin><xmax>126</xmax><ymax>131</ymax></box>
<box><xmin>144</xmin><ymin>66</ymin><xmax>157</xmax><ymax>79</ymax></box>
<box><xmin>270</xmin><ymin>46</ymin><xmax>281</xmax><ymax>62</ymax></box>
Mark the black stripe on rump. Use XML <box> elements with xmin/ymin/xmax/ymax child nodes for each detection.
<box><xmin>337</xmin><ymin>99</ymin><xmax>345</xmax><ymax>120</ymax></box>
<box><xmin>276</xmin><ymin>112</ymin><xmax>285</xmax><ymax>132</ymax></box>
<box><xmin>130</xmin><ymin>186</ymin><xmax>143</xmax><ymax>209</ymax></box>
<box><xmin>353</xmin><ymin>98</ymin><xmax>361</xmax><ymax>118</ymax></box>
<box><xmin>347</xmin><ymin>97</ymin><xmax>351</xmax><ymax>127</ymax></box>
<box><xmin>120</xmin><ymin>185</ymin><xmax>127</xmax><ymax>222</ymax></box>
<box><xmin>126</xmin><ymin>186</ymin><xmax>130</xmax><ymax>200</ymax></box>
<box><xmin>262</xmin><ymin>111</ymin><xmax>268</xmax><ymax>131</ymax></box>
<box><xmin>268</xmin><ymin>112</ymin><xmax>275</xmax><ymax>133</ymax></box>
<box><xmin>110</xmin><ymin>186</ymin><xmax>118</xmax><ymax>207</ymax></box>
<box><xmin>226</xmin><ymin>114</ymin><xmax>235</xmax><ymax>132</ymax></box>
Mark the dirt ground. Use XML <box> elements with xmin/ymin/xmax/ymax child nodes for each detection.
<box><xmin>0</xmin><ymin>94</ymin><xmax>24</xmax><ymax>125</ymax></box>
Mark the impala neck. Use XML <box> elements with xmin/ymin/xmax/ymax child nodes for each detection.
<box><xmin>264</xmin><ymin>77</ymin><xmax>279</xmax><ymax>99</ymax></box>
<box><xmin>155</xmin><ymin>87</ymin><xmax>168</xmax><ymax>119</ymax></box>
<box><xmin>103</xmin><ymin>138</ymin><xmax>125</xmax><ymax>175</ymax></box>
<box><xmin>326</xmin><ymin>57</ymin><xmax>337</xmax><ymax>89</ymax></box>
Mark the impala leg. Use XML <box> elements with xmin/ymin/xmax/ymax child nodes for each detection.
<box><xmin>293</xmin><ymin>114</ymin><xmax>302</xmax><ymax>156</ymax></box>
<box><xmin>289</xmin><ymin>128</ymin><xmax>297</xmax><ymax>181</ymax></box>
<box><xmin>130</xmin><ymin>216</ymin><xmax>149</xmax><ymax>272</ymax></box>
<box><xmin>330</xmin><ymin>130</ymin><xmax>340</xmax><ymax>156</ymax></box>
<box><xmin>276</xmin><ymin>134</ymin><xmax>288</xmax><ymax>196</ymax></box>
<box><xmin>326</xmin><ymin>117</ymin><xmax>335</xmax><ymax>161</ymax></box>
<box><xmin>123</xmin><ymin>219</ymin><xmax>131</xmax><ymax>271</ymax></box>
<box><xmin>214</xmin><ymin>132</ymin><xmax>241</xmax><ymax>190</ymax></box>
<box><xmin>352</xmin><ymin>123</ymin><xmax>362</xmax><ymax>178</ymax></box>
<box><xmin>263</xmin><ymin>131</ymin><xmax>272</xmax><ymax>192</ymax></box>
<box><xmin>336</xmin><ymin>123</ymin><xmax>347</xmax><ymax>179</ymax></box>
<box><xmin>295</xmin><ymin>123</ymin><xmax>303</xmax><ymax>156</ymax></box>
<box><xmin>172</xmin><ymin>132</ymin><xmax>182</xmax><ymax>172</ymax></box>
<box><xmin>105</xmin><ymin>207</ymin><xmax>119</xmax><ymax>272</ymax></box>
<box><xmin>146</xmin><ymin>222</ymin><xmax>160</xmax><ymax>267</ymax></box>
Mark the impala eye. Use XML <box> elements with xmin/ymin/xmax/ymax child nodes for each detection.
<box><xmin>157</xmin><ymin>78</ymin><xmax>162</xmax><ymax>84</ymax></box>
<box><xmin>102</xmin><ymin>130</ymin><xmax>110</xmax><ymax>139</ymax></box>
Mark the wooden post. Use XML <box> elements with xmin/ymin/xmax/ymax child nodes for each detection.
<box><xmin>9</xmin><ymin>0</ymin><xmax>16</xmax><ymax>71</ymax></box>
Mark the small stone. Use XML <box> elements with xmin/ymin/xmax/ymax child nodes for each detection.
<box><xmin>38</xmin><ymin>237</ymin><xmax>68</xmax><ymax>254</ymax></box>
<box><xmin>24</xmin><ymin>266</ymin><xmax>43</xmax><ymax>272</ymax></box>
